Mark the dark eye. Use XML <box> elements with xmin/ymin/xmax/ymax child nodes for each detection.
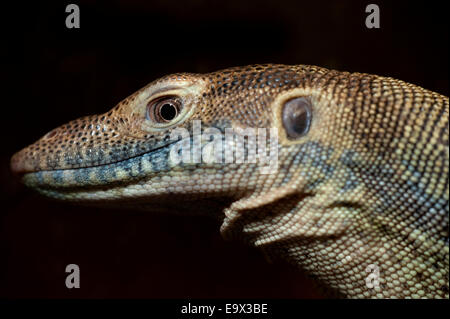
<box><xmin>282</xmin><ymin>97</ymin><xmax>312</xmax><ymax>139</ymax></box>
<box><xmin>147</xmin><ymin>97</ymin><xmax>182</xmax><ymax>123</ymax></box>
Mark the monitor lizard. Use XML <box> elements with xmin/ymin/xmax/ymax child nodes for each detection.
<box><xmin>10</xmin><ymin>64</ymin><xmax>449</xmax><ymax>298</ymax></box>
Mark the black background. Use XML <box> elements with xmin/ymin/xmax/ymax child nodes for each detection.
<box><xmin>0</xmin><ymin>0</ymin><xmax>448</xmax><ymax>298</ymax></box>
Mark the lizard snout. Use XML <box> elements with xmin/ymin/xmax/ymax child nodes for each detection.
<box><xmin>10</xmin><ymin>127</ymin><xmax>65</xmax><ymax>175</ymax></box>
<box><xmin>10</xmin><ymin>148</ymin><xmax>33</xmax><ymax>175</ymax></box>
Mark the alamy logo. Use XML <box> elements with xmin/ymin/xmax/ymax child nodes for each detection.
<box><xmin>65</xmin><ymin>4</ymin><xmax>80</xmax><ymax>29</ymax></box>
<box><xmin>65</xmin><ymin>264</ymin><xmax>80</xmax><ymax>288</ymax></box>
<box><xmin>365</xmin><ymin>264</ymin><xmax>380</xmax><ymax>289</ymax></box>
<box><xmin>365</xmin><ymin>4</ymin><xmax>380</xmax><ymax>29</ymax></box>
<box><xmin>168</xmin><ymin>120</ymin><xmax>279</xmax><ymax>174</ymax></box>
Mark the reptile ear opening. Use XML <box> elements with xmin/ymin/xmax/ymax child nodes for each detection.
<box><xmin>282</xmin><ymin>97</ymin><xmax>312</xmax><ymax>139</ymax></box>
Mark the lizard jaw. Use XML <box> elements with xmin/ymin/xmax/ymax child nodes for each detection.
<box><xmin>15</xmin><ymin>139</ymin><xmax>250</xmax><ymax>204</ymax></box>
<box><xmin>14</xmin><ymin>141</ymin><xmax>180</xmax><ymax>201</ymax></box>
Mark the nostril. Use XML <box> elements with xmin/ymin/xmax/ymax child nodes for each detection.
<box><xmin>44</xmin><ymin>129</ymin><xmax>58</xmax><ymax>139</ymax></box>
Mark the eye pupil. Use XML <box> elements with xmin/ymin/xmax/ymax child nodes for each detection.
<box><xmin>282</xmin><ymin>97</ymin><xmax>312</xmax><ymax>139</ymax></box>
<box><xmin>146</xmin><ymin>96</ymin><xmax>182</xmax><ymax>123</ymax></box>
<box><xmin>159</xmin><ymin>103</ymin><xmax>177</xmax><ymax>121</ymax></box>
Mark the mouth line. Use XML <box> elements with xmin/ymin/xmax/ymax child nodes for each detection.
<box><xmin>21</xmin><ymin>140</ymin><xmax>179</xmax><ymax>177</ymax></box>
<box><xmin>20</xmin><ymin>140</ymin><xmax>180</xmax><ymax>192</ymax></box>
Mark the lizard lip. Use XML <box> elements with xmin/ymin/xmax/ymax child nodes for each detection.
<box><xmin>10</xmin><ymin>141</ymin><xmax>178</xmax><ymax>177</ymax></box>
<box><xmin>10</xmin><ymin>139</ymin><xmax>179</xmax><ymax>177</ymax></box>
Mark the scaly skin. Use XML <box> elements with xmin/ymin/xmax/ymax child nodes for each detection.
<box><xmin>11</xmin><ymin>64</ymin><xmax>449</xmax><ymax>298</ymax></box>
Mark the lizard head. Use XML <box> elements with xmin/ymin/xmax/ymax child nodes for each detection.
<box><xmin>11</xmin><ymin>64</ymin><xmax>339</xmax><ymax>207</ymax></box>
<box><xmin>13</xmin><ymin>63</ymin><xmax>443</xmax><ymax>214</ymax></box>
<box><xmin>10</xmin><ymin>64</ymin><xmax>450</xmax><ymax>298</ymax></box>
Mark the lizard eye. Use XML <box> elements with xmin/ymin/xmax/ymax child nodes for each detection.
<box><xmin>146</xmin><ymin>96</ymin><xmax>182</xmax><ymax>123</ymax></box>
<box><xmin>282</xmin><ymin>97</ymin><xmax>312</xmax><ymax>139</ymax></box>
